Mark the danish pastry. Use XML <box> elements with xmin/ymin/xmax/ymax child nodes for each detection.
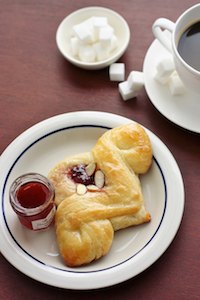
<box><xmin>49</xmin><ymin>123</ymin><xmax>152</xmax><ymax>267</ymax></box>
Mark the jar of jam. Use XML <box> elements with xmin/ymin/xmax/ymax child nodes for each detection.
<box><xmin>9</xmin><ymin>173</ymin><xmax>56</xmax><ymax>231</ymax></box>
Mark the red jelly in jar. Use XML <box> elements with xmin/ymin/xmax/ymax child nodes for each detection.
<box><xmin>9</xmin><ymin>173</ymin><xmax>56</xmax><ymax>231</ymax></box>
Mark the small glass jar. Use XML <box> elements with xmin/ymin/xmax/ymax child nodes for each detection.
<box><xmin>9</xmin><ymin>173</ymin><xmax>56</xmax><ymax>231</ymax></box>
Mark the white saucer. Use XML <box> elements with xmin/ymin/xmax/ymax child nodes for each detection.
<box><xmin>143</xmin><ymin>33</ymin><xmax>200</xmax><ymax>134</ymax></box>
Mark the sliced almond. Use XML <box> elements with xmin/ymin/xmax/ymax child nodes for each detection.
<box><xmin>87</xmin><ymin>184</ymin><xmax>99</xmax><ymax>191</ymax></box>
<box><xmin>85</xmin><ymin>162</ymin><xmax>96</xmax><ymax>176</ymax></box>
<box><xmin>94</xmin><ymin>170</ymin><xmax>105</xmax><ymax>189</ymax></box>
<box><xmin>76</xmin><ymin>183</ymin><xmax>87</xmax><ymax>195</ymax></box>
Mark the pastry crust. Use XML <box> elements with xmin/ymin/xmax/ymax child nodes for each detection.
<box><xmin>49</xmin><ymin>123</ymin><xmax>152</xmax><ymax>267</ymax></box>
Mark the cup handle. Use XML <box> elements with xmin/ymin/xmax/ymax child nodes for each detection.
<box><xmin>152</xmin><ymin>18</ymin><xmax>175</xmax><ymax>52</ymax></box>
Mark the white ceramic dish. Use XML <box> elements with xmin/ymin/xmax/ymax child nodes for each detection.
<box><xmin>56</xmin><ymin>7</ymin><xmax>130</xmax><ymax>70</ymax></box>
<box><xmin>143</xmin><ymin>31</ymin><xmax>200</xmax><ymax>134</ymax></box>
<box><xmin>0</xmin><ymin>111</ymin><xmax>184</xmax><ymax>290</ymax></box>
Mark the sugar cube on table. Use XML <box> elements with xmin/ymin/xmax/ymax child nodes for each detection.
<box><xmin>168</xmin><ymin>71</ymin><xmax>186</xmax><ymax>95</ymax></box>
<box><xmin>127</xmin><ymin>71</ymin><xmax>144</xmax><ymax>91</ymax></box>
<box><xmin>119</xmin><ymin>81</ymin><xmax>137</xmax><ymax>101</ymax></box>
<box><xmin>109</xmin><ymin>63</ymin><xmax>125</xmax><ymax>81</ymax></box>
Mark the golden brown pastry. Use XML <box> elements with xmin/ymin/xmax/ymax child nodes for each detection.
<box><xmin>49</xmin><ymin>123</ymin><xmax>152</xmax><ymax>267</ymax></box>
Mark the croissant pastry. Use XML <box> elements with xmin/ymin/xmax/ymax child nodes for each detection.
<box><xmin>48</xmin><ymin>123</ymin><xmax>152</xmax><ymax>267</ymax></box>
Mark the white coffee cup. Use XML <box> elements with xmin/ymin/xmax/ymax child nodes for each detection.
<box><xmin>152</xmin><ymin>4</ymin><xmax>200</xmax><ymax>93</ymax></box>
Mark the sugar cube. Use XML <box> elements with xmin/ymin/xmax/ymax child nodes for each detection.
<box><xmin>127</xmin><ymin>71</ymin><xmax>144</xmax><ymax>91</ymax></box>
<box><xmin>156</xmin><ymin>56</ymin><xmax>175</xmax><ymax>77</ymax></box>
<box><xmin>73</xmin><ymin>21</ymin><xmax>94</xmax><ymax>44</ymax></box>
<box><xmin>78</xmin><ymin>45</ymin><xmax>96</xmax><ymax>62</ymax></box>
<box><xmin>93</xmin><ymin>42</ymin><xmax>109</xmax><ymax>61</ymax></box>
<box><xmin>70</xmin><ymin>16</ymin><xmax>118</xmax><ymax>62</ymax></box>
<box><xmin>92</xmin><ymin>16</ymin><xmax>108</xmax><ymax>40</ymax></box>
<box><xmin>70</xmin><ymin>36</ymin><xmax>80</xmax><ymax>56</ymax></box>
<box><xmin>93</xmin><ymin>16</ymin><xmax>108</xmax><ymax>28</ymax></box>
<box><xmin>168</xmin><ymin>71</ymin><xmax>186</xmax><ymax>95</ymax></box>
<box><xmin>154</xmin><ymin>56</ymin><xmax>175</xmax><ymax>85</ymax></box>
<box><xmin>119</xmin><ymin>81</ymin><xmax>137</xmax><ymax>101</ymax></box>
<box><xmin>109</xmin><ymin>63</ymin><xmax>125</xmax><ymax>81</ymax></box>
<box><xmin>110</xmin><ymin>34</ymin><xmax>118</xmax><ymax>52</ymax></box>
<box><xmin>154</xmin><ymin>70</ymin><xmax>170</xmax><ymax>85</ymax></box>
<box><xmin>99</xmin><ymin>25</ymin><xmax>114</xmax><ymax>48</ymax></box>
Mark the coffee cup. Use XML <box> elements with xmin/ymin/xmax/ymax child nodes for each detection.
<box><xmin>152</xmin><ymin>4</ymin><xmax>200</xmax><ymax>93</ymax></box>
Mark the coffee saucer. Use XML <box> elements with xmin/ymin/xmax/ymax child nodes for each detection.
<box><xmin>143</xmin><ymin>32</ymin><xmax>200</xmax><ymax>134</ymax></box>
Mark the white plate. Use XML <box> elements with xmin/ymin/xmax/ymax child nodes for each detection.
<box><xmin>143</xmin><ymin>32</ymin><xmax>200</xmax><ymax>134</ymax></box>
<box><xmin>0</xmin><ymin>111</ymin><xmax>184</xmax><ymax>290</ymax></box>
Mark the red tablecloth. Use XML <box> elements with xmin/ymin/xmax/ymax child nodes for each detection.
<box><xmin>0</xmin><ymin>1</ymin><xmax>199</xmax><ymax>299</ymax></box>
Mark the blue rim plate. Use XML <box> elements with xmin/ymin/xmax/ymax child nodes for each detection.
<box><xmin>0</xmin><ymin>111</ymin><xmax>184</xmax><ymax>290</ymax></box>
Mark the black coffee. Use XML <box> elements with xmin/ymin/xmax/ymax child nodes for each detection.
<box><xmin>178</xmin><ymin>21</ymin><xmax>200</xmax><ymax>71</ymax></box>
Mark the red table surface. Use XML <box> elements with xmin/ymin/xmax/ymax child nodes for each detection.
<box><xmin>0</xmin><ymin>1</ymin><xmax>199</xmax><ymax>299</ymax></box>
